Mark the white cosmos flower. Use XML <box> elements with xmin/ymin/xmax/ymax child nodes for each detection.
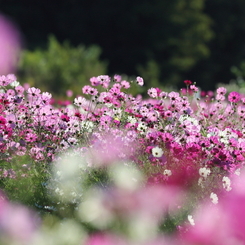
<box><xmin>127</xmin><ymin>116</ymin><xmax>137</xmax><ymax>124</ymax></box>
<box><xmin>188</xmin><ymin>215</ymin><xmax>195</xmax><ymax>226</ymax></box>
<box><xmin>222</xmin><ymin>176</ymin><xmax>232</xmax><ymax>191</ymax></box>
<box><xmin>163</xmin><ymin>169</ymin><xmax>172</xmax><ymax>176</ymax></box>
<box><xmin>10</xmin><ymin>80</ymin><xmax>20</xmax><ymax>87</ymax></box>
<box><xmin>137</xmin><ymin>122</ymin><xmax>148</xmax><ymax>133</ymax></box>
<box><xmin>210</xmin><ymin>192</ymin><xmax>218</xmax><ymax>204</ymax></box>
<box><xmin>152</xmin><ymin>146</ymin><xmax>163</xmax><ymax>158</ymax></box>
<box><xmin>199</xmin><ymin>167</ymin><xmax>211</xmax><ymax>178</ymax></box>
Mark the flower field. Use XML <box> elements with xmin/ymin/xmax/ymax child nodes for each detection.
<box><xmin>1</xmin><ymin>73</ymin><xmax>245</xmax><ymax>244</ymax></box>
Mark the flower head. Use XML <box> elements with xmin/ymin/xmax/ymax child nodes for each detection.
<box><xmin>210</xmin><ymin>192</ymin><xmax>218</xmax><ymax>204</ymax></box>
<box><xmin>152</xmin><ymin>146</ymin><xmax>163</xmax><ymax>158</ymax></box>
<box><xmin>136</xmin><ymin>76</ymin><xmax>144</xmax><ymax>86</ymax></box>
<box><xmin>216</xmin><ymin>87</ymin><xmax>227</xmax><ymax>95</ymax></box>
<box><xmin>184</xmin><ymin>80</ymin><xmax>192</xmax><ymax>85</ymax></box>
<box><xmin>148</xmin><ymin>88</ymin><xmax>158</xmax><ymax>98</ymax></box>
<box><xmin>228</xmin><ymin>91</ymin><xmax>241</xmax><ymax>103</ymax></box>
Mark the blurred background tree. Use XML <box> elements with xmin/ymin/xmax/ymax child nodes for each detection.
<box><xmin>18</xmin><ymin>35</ymin><xmax>107</xmax><ymax>96</ymax></box>
<box><xmin>1</xmin><ymin>0</ymin><xmax>245</xmax><ymax>94</ymax></box>
<box><xmin>187</xmin><ymin>0</ymin><xmax>245</xmax><ymax>91</ymax></box>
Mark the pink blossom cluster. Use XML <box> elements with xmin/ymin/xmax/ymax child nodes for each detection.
<box><xmin>1</xmin><ymin>73</ymin><xmax>245</xmax><ymax>244</ymax></box>
<box><xmin>0</xmin><ymin>74</ymin><xmax>245</xmax><ymax>189</ymax></box>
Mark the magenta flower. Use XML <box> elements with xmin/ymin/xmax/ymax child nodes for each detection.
<box><xmin>109</xmin><ymin>87</ymin><xmax>120</xmax><ymax>96</ymax></box>
<box><xmin>25</xmin><ymin>133</ymin><xmax>37</xmax><ymax>142</ymax></box>
<box><xmin>184</xmin><ymin>80</ymin><xmax>192</xmax><ymax>85</ymax></box>
<box><xmin>0</xmin><ymin>116</ymin><xmax>6</xmax><ymax>125</ymax></box>
<box><xmin>228</xmin><ymin>91</ymin><xmax>241</xmax><ymax>103</ymax></box>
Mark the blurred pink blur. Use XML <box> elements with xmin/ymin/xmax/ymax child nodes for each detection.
<box><xmin>0</xmin><ymin>14</ymin><xmax>22</xmax><ymax>75</ymax></box>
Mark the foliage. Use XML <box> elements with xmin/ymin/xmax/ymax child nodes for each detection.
<box><xmin>187</xmin><ymin>0</ymin><xmax>245</xmax><ymax>90</ymax></box>
<box><xmin>5</xmin><ymin>0</ymin><xmax>245</xmax><ymax>89</ymax></box>
<box><xmin>17</xmin><ymin>35</ymin><xmax>107</xmax><ymax>97</ymax></box>
<box><xmin>0</xmin><ymin>155</ymin><xmax>50</xmax><ymax>212</ymax></box>
<box><xmin>1</xmin><ymin>0</ymin><xmax>214</xmax><ymax>89</ymax></box>
<box><xmin>216</xmin><ymin>62</ymin><xmax>245</xmax><ymax>94</ymax></box>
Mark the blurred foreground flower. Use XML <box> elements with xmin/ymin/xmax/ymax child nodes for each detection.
<box><xmin>0</xmin><ymin>14</ymin><xmax>22</xmax><ymax>74</ymax></box>
<box><xmin>0</xmin><ymin>190</ymin><xmax>39</xmax><ymax>244</ymax></box>
<box><xmin>178</xmin><ymin>169</ymin><xmax>245</xmax><ymax>245</ymax></box>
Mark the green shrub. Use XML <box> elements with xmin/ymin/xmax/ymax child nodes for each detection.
<box><xmin>17</xmin><ymin>35</ymin><xmax>108</xmax><ymax>97</ymax></box>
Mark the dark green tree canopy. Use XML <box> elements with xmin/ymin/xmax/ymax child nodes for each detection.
<box><xmin>2</xmin><ymin>0</ymin><xmax>245</xmax><ymax>90</ymax></box>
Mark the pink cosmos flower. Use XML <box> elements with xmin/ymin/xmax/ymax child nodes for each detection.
<box><xmin>136</xmin><ymin>76</ymin><xmax>144</xmax><ymax>86</ymax></box>
<box><xmin>159</xmin><ymin>91</ymin><xmax>168</xmax><ymax>99</ymax></box>
<box><xmin>74</xmin><ymin>96</ymin><xmax>87</xmax><ymax>107</ymax></box>
<box><xmin>241</xmin><ymin>97</ymin><xmax>245</xmax><ymax>104</ymax></box>
<box><xmin>101</xmin><ymin>95</ymin><xmax>112</xmax><ymax>104</ymax></box>
<box><xmin>215</xmin><ymin>94</ymin><xmax>225</xmax><ymax>101</ymax></box>
<box><xmin>120</xmin><ymin>80</ymin><xmax>130</xmax><ymax>89</ymax></box>
<box><xmin>15</xmin><ymin>85</ymin><xmax>24</xmax><ymax>94</ymax></box>
<box><xmin>228</xmin><ymin>91</ymin><xmax>241</xmax><ymax>103</ymax></box>
<box><xmin>66</xmin><ymin>90</ymin><xmax>73</xmax><ymax>97</ymax></box>
<box><xmin>216</xmin><ymin>87</ymin><xmax>227</xmax><ymax>95</ymax></box>
<box><xmin>237</xmin><ymin>105</ymin><xmax>245</xmax><ymax>117</ymax></box>
<box><xmin>147</xmin><ymin>111</ymin><xmax>159</xmax><ymax>122</ymax></box>
<box><xmin>41</xmin><ymin>92</ymin><xmax>52</xmax><ymax>104</ymax></box>
<box><xmin>168</xmin><ymin>91</ymin><xmax>180</xmax><ymax>102</ymax></box>
<box><xmin>148</xmin><ymin>88</ymin><xmax>158</xmax><ymax>98</ymax></box>
<box><xmin>164</xmin><ymin>110</ymin><xmax>172</xmax><ymax>117</ymax></box>
<box><xmin>97</xmin><ymin>75</ymin><xmax>111</xmax><ymax>88</ymax></box>
<box><xmin>90</xmin><ymin>76</ymin><xmax>100</xmax><ymax>86</ymax></box>
<box><xmin>0</xmin><ymin>75</ymin><xmax>12</xmax><ymax>86</ymax></box>
<box><xmin>99</xmin><ymin>115</ymin><xmax>112</xmax><ymax>127</ymax></box>
<box><xmin>82</xmin><ymin>85</ymin><xmax>92</xmax><ymax>94</ymax></box>
<box><xmin>114</xmin><ymin>74</ymin><xmax>122</xmax><ymax>82</ymax></box>
<box><xmin>27</xmin><ymin>87</ymin><xmax>41</xmax><ymax>97</ymax></box>
<box><xmin>109</xmin><ymin>87</ymin><xmax>120</xmax><ymax>96</ymax></box>
<box><xmin>112</xmin><ymin>83</ymin><xmax>121</xmax><ymax>90</ymax></box>
<box><xmin>190</xmin><ymin>84</ymin><xmax>199</xmax><ymax>92</ymax></box>
<box><xmin>140</xmin><ymin>106</ymin><xmax>149</xmax><ymax>116</ymax></box>
<box><xmin>25</xmin><ymin>133</ymin><xmax>37</xmax><ymax>142</ymax></box>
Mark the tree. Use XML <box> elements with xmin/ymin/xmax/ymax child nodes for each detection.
<box><xmin>186</xmin><ymin>0</ymin><xmax>245</xmax><ymax>90</ymax></box>
<box><xmin>18</xmin><ymin>36</ymin><xmax>107</xmax><ymax>96</ymax></box>
<box><xmin>1</xmin><ymin>0</ymin><xmax>213</xmax><ymax>88</ymax></box>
